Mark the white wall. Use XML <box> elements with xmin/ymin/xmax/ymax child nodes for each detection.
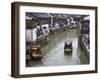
<box><xmin>0</xmin><ymin>0</ymin><xmax>100</xmax><ymax>80</ymax></box>
<box><xmin>26</xmin><ymin>29</ymin><xmax>32</xmax><ymax>42</ymax></box>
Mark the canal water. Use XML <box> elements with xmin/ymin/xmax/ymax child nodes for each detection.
<box><xmin>27</xmin><ymin>28</ymin><xmax>89</xmax><ymax>67</ymax></box>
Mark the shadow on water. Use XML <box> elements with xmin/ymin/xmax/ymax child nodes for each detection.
<box><xmin>78</xmin><ymin>45</ymin><xmax>89</xmax><ymax>64</ymax></box>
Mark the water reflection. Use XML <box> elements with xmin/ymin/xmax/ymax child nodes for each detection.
<box><xmin>27</xmin><ymin>29</ymin><xmax>89</xmax><ymax>67</ymax></box>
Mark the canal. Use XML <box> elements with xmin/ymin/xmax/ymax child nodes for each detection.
<box><xmin>26</xmin><ymin>28</ymin><xmax>89</xmax><ymax>67</ymax></box>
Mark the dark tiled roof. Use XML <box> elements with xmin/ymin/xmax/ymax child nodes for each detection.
<box><xmin>26</xmin><ymin>12</ymin><xmax>89</xmax><ymax>20</ymax></box>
